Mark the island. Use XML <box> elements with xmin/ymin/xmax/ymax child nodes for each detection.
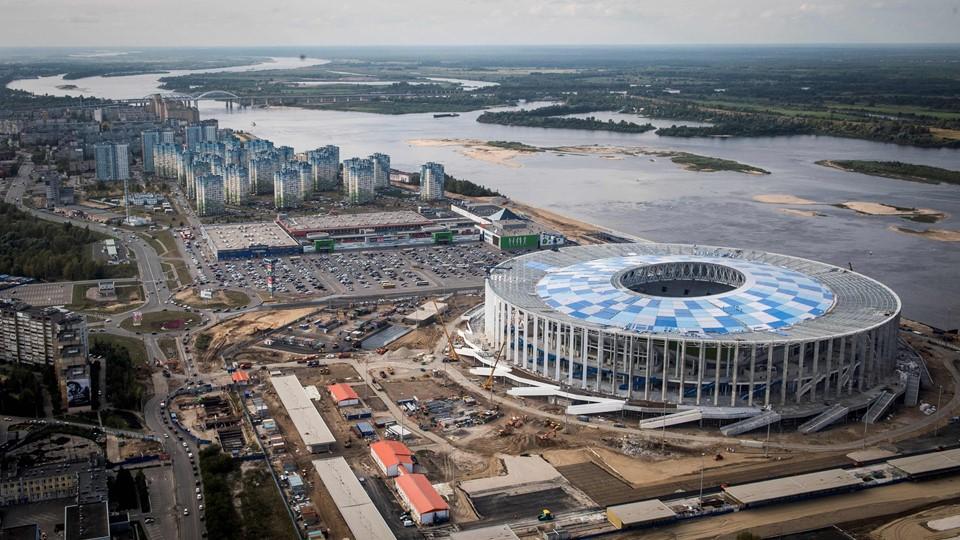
<box><xmin>668</xmin><ymin>152</ymin><xmax>770</xmax><ymax>174</ymax></box>
<box><xmin>817</xmin><ymin>160</ymin><xmax>960</xmax><ymax>186</ymax></box>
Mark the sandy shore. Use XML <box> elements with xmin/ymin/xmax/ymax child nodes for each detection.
<box><xmin>753</xmin><ymin>194</ymin><xmax>819</xmax><ymax>205</ymax></box>
<box><xmin>890</xmin><ymin>226</ymin><xmax>960</xmax><ymax>242</ymax></box>
<box><xmin>408</xmin><ymin>138</ymin><xmax>531</xmax><ymax>168</ymax></box>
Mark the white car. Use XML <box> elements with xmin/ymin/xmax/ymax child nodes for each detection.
<box><xmin>183</xmin><ymin>508</ymin><xmax>190</xmax><ymax>516</ymax></box>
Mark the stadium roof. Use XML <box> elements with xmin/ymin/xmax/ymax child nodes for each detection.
<box><xmin>487</xmin><ymin>243</ymin><xmax>900</xmax><ymax>343</ymax></box>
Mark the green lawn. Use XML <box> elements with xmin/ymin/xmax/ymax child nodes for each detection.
<box><xmin>119</xmin><ymin>311</ymin><xmax>201</xmax><ymax>333</ymax></box>
<box><xmin>69</xmin><ymin>284</ymin><xmax>145</xmax><ymax>314</ymax></box>
<box><xmin>90</xmin><ymin>333</ymin><xmax>148</xmax><ymax>366</ymax></box>
<box><xmin>170</xmin><ymin>260</ymin><xmax>192</xmax><ymax>286</ymax></box>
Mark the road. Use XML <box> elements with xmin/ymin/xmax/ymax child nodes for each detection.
<box><xmin>5</xmin><ymin>159</ymin><xmax>206</xmax><ymax>539</ymax></box>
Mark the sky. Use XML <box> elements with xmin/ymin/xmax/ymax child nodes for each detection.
<box><xmin>0</xmin><ymin>0</ymin><xmax>958</xmax><ymax>47</ymax></box>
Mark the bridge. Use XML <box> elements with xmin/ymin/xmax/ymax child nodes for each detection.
<box><xmin>111</xmin><ymin>89</ymin><xmax>438</xmax><ymax>110</ymax></box>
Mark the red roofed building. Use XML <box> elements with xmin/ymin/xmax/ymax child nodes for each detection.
<box><xmin>395</xmin><ymin>470</ymin><xmax>449</xmax><ymax>525</ymax></box>
<box><xmin>231</xmin><ymin>370</ymin><xmax>250</xmax><ymax>385</ymax></box>
<box><xmin>370</xmin><ymin>440</ymin><xmax>414</xmax><ymax>477</ymax></box>
<box><xmin>327</xmin><ymin>383</ymin><xmax>359</xmax><ymax>407</ymax></box>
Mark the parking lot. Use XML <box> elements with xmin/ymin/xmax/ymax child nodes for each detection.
<box><xmin>189</xmin><ymin>243</ymin><xmax>506</xmax><ymax>298</ymax></box>
<box><xmin>0</xmin><ymin>282</ymin><xmax>74</xmax><ymax>306</ymax></box>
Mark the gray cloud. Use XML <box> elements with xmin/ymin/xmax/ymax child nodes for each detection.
<box><xmin>0</xmin><ymin>0</ymin><xmax>957</xmax><ymax>46</ymax></box>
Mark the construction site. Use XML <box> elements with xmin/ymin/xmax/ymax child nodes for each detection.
<box><xmin>190</xmin><ymin>265</ymin><xmax>960</xmax><ymax>540</ymax></box>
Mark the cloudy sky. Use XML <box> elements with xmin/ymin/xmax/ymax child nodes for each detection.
<box><xmin>0</xmin><ymin>0</ymin><xmax>957</xmax><ymax>46</ymax></box>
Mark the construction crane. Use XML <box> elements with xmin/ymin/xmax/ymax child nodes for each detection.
<box><xmin>433</xmin><ymin>300</ymin><xmax>460</xmax><ymax>362</ymax></box>
<box><xmin>483</xmin><ymin>341</ymin><xmax>507</xmax><ymax>392</ymax></box>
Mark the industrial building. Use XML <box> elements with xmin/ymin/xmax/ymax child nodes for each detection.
<box><xmin>271</xmin><ymin>375</ymin><xmax>336</xmax><ymax>453</ymax></box>
<box><xmin>312</xmin><ymin>457</ymin><xmax>396</xmax><ymax>540</ymax></box>
<box><xmin>202</xmin><ymin>222</ymin><xmax>301</xmax><ymax>260</ymax></box>
<box><xmin>484</xmin><ymin>243</ymin><xmax>902</xmax><ymax>415</ymax></box>
<box><xmin>723</xmin><ymin>469</ymin><xmax>862</xmax><ymax>507</ymax></box>
<box><xmin>606</xmin><ymin>499</ymin><xmax>678</xmax><ymax>529</ymax></box>
<box><xmin>394</xmin><ymin>470</ymin><xmax>450</xmax><ymax>525</ymax></box>
<box><xmin>327</xmin><ymin>383</ymin><xmax>359</xmax><ymax>407</ymax></box>
<box><xmin>370</xmin><ymin>440</ymin><xmax>415</xmax><ymax>477</ymax></box>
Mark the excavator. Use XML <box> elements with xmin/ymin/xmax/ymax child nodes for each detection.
<box><xmin>433</xmin><ymin>300</ymin><xmax>460</xmax><ymax>362</ymax></box>
<box><xmin>482</xmin><ymin>341</ymin><xmax>507</xmax><ymax>392</ymax></box>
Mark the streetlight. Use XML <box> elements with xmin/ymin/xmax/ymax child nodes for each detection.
<box><xmin>698</xmin><ymin>452</ymin><xmax>706</xmax><ymax>506</ymax></box>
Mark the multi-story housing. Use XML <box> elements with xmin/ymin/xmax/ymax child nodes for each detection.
<box><xmin>153</xmin><ymin>142</ymin><xmax>180</xmax><ymax>179</ymax></box>
<box><xmin>224</xmin><ymin>164</ymin><xmax>250</xmax><ymax>205</ymax></box>
<box><xmin>201</xmin><ymin>120</ymin><xmax>219</xmax><ymax>143</ymax></box>
<box><xmin>140</xmin><ymin>130</ymin><xmax>160</xmax><ymax>173</ymax></box>
<box><xmin>93</xmin><ymin>142</ymin><xmax>128</xmax><ymax>181</ymax></box>
<box><xmin>370</xmin><ymin>152</ymin><xmax>390</xmax><ymax>189</ymax></box>
<box><xmin>184</xmin><ymin>124</ymin><xmax>203</xmax><ymax>151</ymax></box>
<box><xmin>250</xmin><ymin>154</ymin><xmax>279</xmax><ymax>195</ymax></box>
<box><xmin>419</xmin><ymin>162</ymin><xmax>445</xmax><ymax>201</ymax></box>
<box><xmin>0</xmin><ymin>300</ymin><xmax>93</xmax><ymax>411</ymax></box>
<box><xmin>294</xmin><ymin>161</ymin><xmax>313</xmax><ymax>199</ymax></box>
<box><xmin>344</xmin><ymin>158</ymin><xmax>375</xmax><ymax>204</ymax></box>
<box><xmin>307</xmin><ymin>145</ymin><xmax>340</xmax><ymax>191</ymax></box>
<box><xmin>196</xmin><ymin>173</ymin><xmax>225</xmax><ymax>216</ymax></box>
<box><xmin>274</xmin><ymin>167</ymin><xmax>301</xmax><ymax>209</ymax></box>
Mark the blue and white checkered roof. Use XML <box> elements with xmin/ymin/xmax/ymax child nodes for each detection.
<box><xmin>536</xmin><ymin>255</ymin><xmax>835</xmax><ymax>335</ymax></box>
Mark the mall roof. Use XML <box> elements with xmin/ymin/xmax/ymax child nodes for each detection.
<box><xmin>279</xmin><ymin>211</ymin><xmax>432</xmax><ymax>233</ymax></box>
<box><xmin>204</xmin><ymin>221</ymin><xmax>298</xmax><ymax>251</ymax></box>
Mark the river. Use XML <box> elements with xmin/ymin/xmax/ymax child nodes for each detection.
<box><xmin>8</xmin><ymin>59</ymin><xmax>960</xmax><ymax>327</ymax></box>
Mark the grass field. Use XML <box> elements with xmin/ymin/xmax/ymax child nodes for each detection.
<box><xmin>69</xmin><ymin>284</ymin><xmax>145</xmax><ymax>314</ymax></box>
<box><xmin>175</xmin><ymin>289</ymin><xmax>251</xmax><ymax>310</ymax></box>
<box><xmin>89</xmin><ymin>333</ymin><xmax>148</xmax><ymax>366</ymax></box>
<box><xmin>119</xmin><ymin>311</ymin><xmax>201</xmax><ymax>333</ymax></box>
<box><xmin>170</xmin><ymin>259</ymin><xmax>191</xmax><ymax>286</ymax></box>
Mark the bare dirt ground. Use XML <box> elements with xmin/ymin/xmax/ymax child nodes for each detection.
<box><xmin>198</xmin><ymin>307</ymin><xmax>316</xmax><ymax>370</ymax></box>
<box><xmin>870</xmin><ymin>502</ymin><xmax>960</xmax><ymax>540</ymax></box>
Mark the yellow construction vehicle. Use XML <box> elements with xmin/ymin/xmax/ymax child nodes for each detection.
<box><xmin>538</xmin><ymin>509</ymin><xmax>554</xmax><ymax>521</ymax></box>
<box><xmin>433</xmin><ymin>300</ymin><xmax>460</xmax><ymax>362</ymax></box>
<box><xmin>482</xmin><ymin>341</ymin><xmax>507</xmax><ymax>392</ymax></box>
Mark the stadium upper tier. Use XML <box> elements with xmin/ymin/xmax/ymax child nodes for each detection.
<box><xmin>484</xmin><ymin>243</ymin><xmax>901</xmax><ymax>407</ymax></box>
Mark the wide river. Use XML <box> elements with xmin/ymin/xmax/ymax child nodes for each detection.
<box><xmin>9</xmin><ymin>58</ymin><xmax>960</xmax><ymax>327</ymax></box>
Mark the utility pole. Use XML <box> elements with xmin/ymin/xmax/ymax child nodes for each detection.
<box><xmin>698</xmin><ymin>452</ymin><xmax>706</xmax><ymax>506</ymax></box>
<box><xmin>935</xmin><ymin>384</ymin><xmax>944</xmax><ymax>437</ymax></box>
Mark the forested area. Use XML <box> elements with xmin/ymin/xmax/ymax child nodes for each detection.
<box><xmin>0</xmin><ymin>202</ymin><xmax>134</xmax><ymax>280</ymax></box>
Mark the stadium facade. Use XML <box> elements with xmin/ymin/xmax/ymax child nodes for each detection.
<box><xmin>484</xmin><ymin>244</ymin><xmax>901</xmax><ymax>409</ymax></box>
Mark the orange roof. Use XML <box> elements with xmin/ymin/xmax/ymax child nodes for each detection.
<box><xmin>371</xmin><ymin>440</ymin><xmax>414</xmax><ymax>469</ymax></box>
<box><xmin>327</xmin><ymin>383</ymin><xmax>359</xmax><ymax>402</ymax></box>
<box><xmin>231</xmin><ymin>370</ymin><xmax>250</xmax><ymax>383</ymax></box>
<box><xmin>395</xmin><ymin>472</ymin><xmax>449</xmax><ymax>514</ymax></box>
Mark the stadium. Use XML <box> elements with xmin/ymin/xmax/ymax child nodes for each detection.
<box><xmin>483</xmin><ymin>243</ymin><xmax>902</xmax><ymax>419</ymax></box>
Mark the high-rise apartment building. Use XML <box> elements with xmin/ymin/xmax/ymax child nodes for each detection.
<box><xmin>307</xmin><ymin>145</ymin><xmax>340</xmax><ymax>191</ymax></box>
<box><xmin>141</xmin><ymin>130</ymin><xmax>160</xmax><ymax>173</ymax></box>
<box><xmin>294</xmin><ymin>161</ymin><xmax>313</xmax><ymax>199</ymax></box>
<box><xmin>420</xmin><ymin>162</ymin><xmax>445</xmax><ymax>201</ymax></box>
<box><xmin>250</xmin><ymin>154</ymin><xmax>279</xmax><ymax>195</ymax></box>
<box><xmin>0</xmin><ymin>300</ymin><xmax>94</xmax><ymax>411</ymax></box>
<box><xmin>196</xmin><ymin>173</ymin><xmax>225</xmax><ymax>216</ymax></box>
<box><xmin>153</xmin><ymin>143</ymin><xmax>180</xmax><ymax>179</ymax></box>
<box><xmin>370</xmin><ymin>152</ymin><xmax>391</xmax><ymax>189</ymax></box>
<box><xmin>344</xmin><ymin>158</ymin><xmax>375</xmax><ymax>204</ymax></box>
<box><xmin>184</xmin><ymin>125</ymin><xmax>203</xmax><ymax>151</ymax></box>
<box><xmin>94</xmin><ymin>142</ymin><xmax>129</xmax><ymax>181</ymax></box>
<box><xmin>224</xmin><ymin>164</ymin><xmax>250</xmax><ymax>205</ymax></box>
<box><xmin>274</xmin><ymin>167</ymin><xmax>301</xmax><ymax>209</ymax></box>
